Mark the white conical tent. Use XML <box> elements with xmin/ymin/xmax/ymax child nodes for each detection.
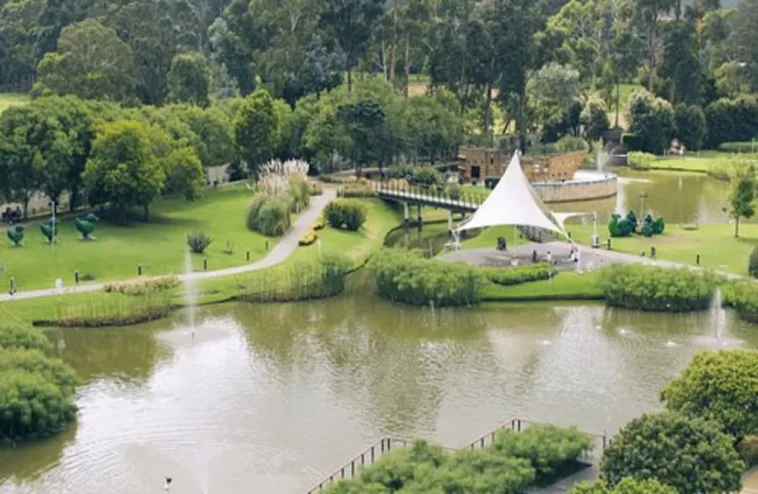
<box><xmin>458</xmin><ymin>153</ymin><xmax>568</xmax><ymax>237</ymax></box>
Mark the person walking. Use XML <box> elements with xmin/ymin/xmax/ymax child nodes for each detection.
<box><xmin>8</xmin><ymin>277</ymin><xmax>16</xmax><ymax>297</ymax></box>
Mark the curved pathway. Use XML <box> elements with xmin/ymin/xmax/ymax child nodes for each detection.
<box><xmin>0</xmin><ymin>190</ymin><xmax>336</xmax><ymax>303</ymax></box>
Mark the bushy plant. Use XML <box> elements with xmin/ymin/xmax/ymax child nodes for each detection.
<box><xmin>555</xmin><ymin>135</ymin><xmax>588</xmax><ymax>153</ymax></box>
<box><xmin>601</xmin><ymin>413</ymin><xmax>744</xmax><ymax>494</ymax></box>
<box><xmin>722</xmin><ymin>280</ymin><xmax>758</xmax><ymax>322</ymax></box>
<box><xmin>309</xmin><ymin>182</ymin><xmax>323</xmax><ymax>196</ymax></box>
<box><xmin>247</xmin><ymin>193</ymin><xmax>292</xmax><ymax>236</ymax></box>
<box><xmin>570</xmin><ymin>477</ymin><xmax>677</xmax><ymax>494</ymax></box>
<box><xmin>104</xmin><ymin>275</ymin><xmax>180</xmax><ymax>296</ymax></box>
<box><xmin>325</xmin><ymin>200</ymin><xmax>367</xmax><ymax>231</ymax></box>
<box><xmin>313</xmin><ymin>213</ymin><xmax>326</xmax><ymax>231</ymax></box>
<box><xmin>370</xmin><ymin>249</ymin><xmax>483</xmax><ymax>307</ymax></box>
<box><xmin>0</xmin><ymin>348</ymin><xmax>77</xmax><ymax>394</ymax></box>
<box><xmin>341</xmin><ymin>179</ymin><xmax>376</xmax><ymax>198</ymax></box>
<box><xmin>661</xmin><ymin>349</ymin><xmax>758</xmax><ymax>440</ymax></box>
<box><xmin>626</xmin><ymin>90</ymin><xmax>675</xmax><ymax>154</ymax></box>
<box><xmin>235</xmin><ymin>256</ymin><xmax>349</xmax><ymax>302</ymax></box>
<box><xmin>299</xmin><ymin>229</ymin><xmax>317</xmax><ymax>246</ymax></box>
<box><xmin>412</xmin><ymin>165</ymin><xmax>443</xmax><ymax>188</ymax></box>
<box><xmin>187</xmin><ymin>231</ymin><xmax>212</xmax><ymax>253</ymax></box>
<box><xmin>599</xmin><ymin>264</ymin><xmax>716</xmax><ymax>312</ymax></box>
<box><xmin>739</xmin><ymin>436</ymin><xmax>758</xmax><ymax>467</ymax></box>
<box><xmin>53</xmin><ymin>292</ymin><xmax>173</xmax><ymax>327</ymax></box>
<box><xmin>0</xmin><ymin>321</ymin><xmax>51</xmax><ymax>352</ymax></box>
<box><xmin>288</xmin><ymin>175</ymin><xmax>310</xmax><ymax>212</ymax></box>
<box><xmin>626</xmin><ymin>152</ymin><xmax>656</xmax><ymax>170</ymax></box>
<box><xmin>719</xmin><ymin>142</ymin><xmax>758</xmax><ymax>153</ymax></box>
<box><xmin>704</xmin><ymin>96</ymin><xmax>758</xmax><ymax>149</ymax></box>
<box><xmin>482</xmin><ymin>263</ymin><xmax>555</xmax><ymax>286</ymax></box>
<box><xmin>673</xmin><ymin>104</ymin><xmax>706</xmax><ymax>151</ymax></box>
<box><xmin>749</xmin><ymin>246</ymin><xmax>758</xmax><ymax>278</ymax></box>
<box><xmin>493</xmin><ymin>425</ymin><xmax>592</xmax><ymax>482</ymax></box>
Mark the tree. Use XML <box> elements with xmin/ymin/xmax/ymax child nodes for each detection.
<box><xmin>161</xmin><ymin>146</ymin><xmax>205</xmax><ymax>201</ymax></box>
<box><xmin>581</xmin><ymin>97</ymin><xmax>610</xmax><ymax>145</ymax></box>
<box><xmin>337</xmin><ymin>98</ymin><xmax>387</xmax><ymax>176</ymax></box>
<box><xmin>631</xmin><ymin>0</ymin><xmax>676</xmax><ymax>91</ymax></box>
<box><xmin>656</xmin><ymin>21</ymin><xmax>704</xmax><ymax>105</ymax></box>
<box><xmin>491</xmin><ymin>0</ymin><xmax>549</xmax><ymax>151</ymax></box>
<box><xmin>233</xmin><ymin>89</ymin><xmax>280</xmax><ymax>177</ymax></box>
<box><xmin>661</xmin><ymin>349</ymin><xmax>758</xmax><ymax>440</ymax></box>
<box><xmin>626</xmin><ymin>89</ymin><xmax>675</xmax><ymax>154</ymax></box>
<box><xmin>0</xmin><ymin>106</ymin><xmax>42</xmax><ymax>219</ymax></box>
<box><xmin>34</xmin><ymin>19</ymin><xmax>136</xmax><ymax>103</ymax></box>
<box><xmin>167</xmin><ymin>52</ymin><xmax>211</xmax><ymax>107</ymax></box>
<box><xmin>83</xmin><ymin>120</ymin><xmax>166</xmax><ymax>222</ymax></box>
<box><xmin>673</xmin><ymin>104</ymin><xmax>706</xmax><ymax>151</ymax></box>
<box><xmin>528</xmin><ymin>63</ymin><xmax>581</xmax><ymax>133</ymax></box>
<box><xmin>728</xmin><ymin>164</ymin><xmax>756</xmax><ymax>238</ymax></box>
<box><xmin>601</xmin><ymin>412</ymin><xmax>744</xmax><ymax>494</ymax></box>
<box><xmin>570</xmin><ymin>477</ymin><xmax>677</xmax><ymax>494</ymax></box>
<box><xmin>319</xmin><ymin>0</ymin><xmax>385</xmax><ymax>91</ymax></box>
<box><xmin>728</xmin><ymin>0</ymin><xmax>758</xmax><ymax>92</ymax></box>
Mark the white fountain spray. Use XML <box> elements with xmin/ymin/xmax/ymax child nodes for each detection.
<box><xmin>184</xmin><ymin>251</ymin><xmax>197</xmax><ymax>339</ymax></box>
<box><xmin>711</xmin><ymin>287</ymin><xmax>726</xmax><ymax>345</ymax></box>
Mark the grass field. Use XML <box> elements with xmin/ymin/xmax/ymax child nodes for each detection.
<box><xmin>0</xmin><ymin>93</ymin><xmax>29</xmax><ymax>114</ymax></box>
<box><xmin>646</xmin><ymin>151</ymin><xmax>758</xmax><ymax>175</ymax></box>
<box><xmin>481</xmin><ymin>270</ymin><xmax>603</xmax><ymax>301</ymax></box>
<box><xmin>0</xmin><ymin>185</ymin><xmax>275</xmax><ymax>291</ymax></box>
<box><xmin>566</xmin><ymin>222</ymin><xmax>758</xmax><ymax>275</ymax></box>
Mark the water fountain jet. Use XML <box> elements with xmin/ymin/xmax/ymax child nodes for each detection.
<box><xmin>184</xmin><ymin>251</ymin><xmax>197</xmax><ymax>338</ymax></box>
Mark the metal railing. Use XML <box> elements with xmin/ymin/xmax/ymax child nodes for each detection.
<box><xmin>373</xmin><ymin>181</ymin><xmax>484</xmax><ymax>212</ymax></box>
<box><xmin>305</xmin><ymin>418</ymin><xmax>608</xmax><ymax>493</ymax></box>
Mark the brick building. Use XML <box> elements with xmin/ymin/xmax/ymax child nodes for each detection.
<box><xmin>457</xmin><ymin>147</ymin><xmax>587</xmax><ymax>186</ymax></box>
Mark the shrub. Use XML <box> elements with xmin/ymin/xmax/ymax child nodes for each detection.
<box><xmin>313</xmin><ymin>213</ymin><xmax>326</xmax><ymax>231</ymax></box>
<box><xmin>53</xmin><ymin>292</ymin><xmax>173</xmax><ymax>327</ymax></box>
<box><xmin>370</xmin><ymin>249</ymin><xmax>483</xmax><ymax>307</ymax></box>
<box><xmin>187</xmin><ymin>232</ymin><xmax>212</xmax><ymax>253</ymax></box>
<box><xmin>750</xmin><ymin>246</ymin><xmax>758</xmax><ymax>278</ymax></box>
<box><xmin>673</xmin><ymin>104</ymin><xmax>706</xmax><ymax>151</ymax></box>
<box><xmin>0</xmin><ymin>370</ymin><xmax>78</xmax><ymax>441</ymax></box>
<box><xmin>662</xmin><ymin>349</ymin><xmax>758</xmax><ymax>440</ymax></box>
<box><xmin>599</xmin><ymin>264</ymin><xmax>716</xmax><ymax>312</ymax></box>
<box><xmin>309</xmin><ymin>182</ymin><xmax>323</xmax><ymax>196</ymax></box>
<box><xmin>493</xmin><ymin>425</ymin><xmax>592</xmax><ymax>482</ymax></box>
<box><xmin>626</xmin><ymin>152</ymin><xmax>656</xmax><ymax>170</ymax></box>
<box><xmin>341</xmin><ymin>179</ymin><xmax>376</xmax><ymax>198</ymax></box>
<box><xmin>411</xmin><ymin>165</ymin><xmax>443</xmax><ymax>188</ymax></box>
<box><xmin>288</xmin><ymin>175</ymin><xmax>311</xmax><ymax>212</ymax></box>
<box><xmin>104</xmin><ymin>275</ymin><xmax>180</xmax><ymax>296</ymax></box>
<box><xmin>482</xmin><ymin>263</ymin><xmax>555</xmax><ymax>286</ymax></box>
<box><xmin>0</xmin><ymin>321</ymin><xmax>51</xmax><ymax>352</ymax></box>
<box><xmin>621</xmin><ymin>133</ymin><xmax>644</xmax><ymax>152</ymax></box>
<box><xmin>555</xmin><ymin>135</ymin><xmax>587</xmax><ymax>153</ymax></box>
<box><xmin>570</xmin><ymin>477</ymin><xmax>677</xmax><ymax>494</ymax></box>
<box><xmin>299</xmin><ymin>229</ymin><xmax>317</xmax><ymax>246</ymax></box>
<box><xmin>719</xmin><ymin>141</ymin><xmax>758</xmax><ymax>153</ymax></box>
<box><xmin>580</xmin><ymin>98</ymin><xmax>610</xmax><ymax>143</ymax></box>
<box><xmin>601</xmin><ymin>413</ymin><xmax>744</xmax><ymax>494</ymax></box>
<box><xmin>722</xmin><ymin>280</ymin><xmax>758</xmax><ymax>322</ymax></box>
<box><xmin>247</xmin><ymin>194</ymin><xmax>292</xmax><ymax>236</ymax></box>
<box><xmin>325</xmin><ymin>200</ymin><xmax>367</xmax><ymax>231</ymax></box>
<box><xmin>0</xmin><ymin>348</ymin><xmax>77</xmax><ymax>394</ymax></box>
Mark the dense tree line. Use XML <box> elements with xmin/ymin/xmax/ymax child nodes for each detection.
<box><xmin>1</xmin><ymin>0</ymin><xmax>756</xmax><ymax>153</ymax></box>
<box><xmin>0</xmin><ymin>81</ymin><xmax>461</xmax><ymax>220</ymax></box>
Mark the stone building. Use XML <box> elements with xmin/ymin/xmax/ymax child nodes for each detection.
<box><xmin>457</xmin><ymin>147</ymin><xmax>587</xmax><ymax>186</ymax></box>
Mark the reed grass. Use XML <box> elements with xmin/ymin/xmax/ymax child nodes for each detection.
<box><xmin>51</xmin><ymin>292</ymin><xmax>173</xmax><ymax>327</ymax></box>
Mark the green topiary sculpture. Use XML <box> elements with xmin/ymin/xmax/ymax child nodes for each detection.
<box><xmin>40</xmin><ymin>218</ymin><xmax>59</xmax><ymax>244</ymax></box>
<box><xmin>7</xmin><ymin>225</ymin><xmax>24</xmax><ymax>246</ymax></box>
<box><xmin>74</xmin><ymin>214</ymin><xmax>98</xmax><ymax>241</ymax></box>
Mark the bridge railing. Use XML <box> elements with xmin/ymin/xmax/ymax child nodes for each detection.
<box><xmin>374</xmin><ymin>181</ymin><xmax>484</xmax><ymax>210</ymax></box>
<box><xmin>305</xmin><ymin>418</ymin><xmax>608</xmax><ymax>493</ymax></box>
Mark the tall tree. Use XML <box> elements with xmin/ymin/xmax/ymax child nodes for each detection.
<box><xmin>34</xmin><ymin>19</ymin><xmax>135</xmax><ymax>103</ymax></box>
<box><xmin>83</xmin><ymin>120</ymin><xmax>166</xmax><ymax>222</ymax></box>
<box><xmin>729</xmin><ymin>0</ymin><xmax>758</xmax><ymax>92</ymax></box>
<box><xmin>319</xmin><ymin>0</ymin><xmax>384</xmax><ymax>91</ymax></box>
<box><xmin>631</xmin><ymin>0</ymin><xmax>676</xmax><ymax>91</ymax></box>
<box><xmin>656</xmin><ymin>20</ymin><xmax>704</xmax><ymax>105</ymax></box>
<box><xmin>491</xmin><ymin>0</ymin><xmax>550</xmax><ymax>151</ymax></box>
<box><xmin>167</xmin><ymin>52</ymin><xmax>211</xmax><ymax>107</ymax></box>
<box><xmin>233</xmin><ymin>89</ymin><xmax>280</xmax><ymax>177</ymax></box>
<box><xmin>0</xmin><ymin>106</ymin><xmax>42</xmax><ymax>218</ymax></box>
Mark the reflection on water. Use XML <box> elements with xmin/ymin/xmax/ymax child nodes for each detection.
<box><xmin>1</xmin><ymin>296</ymin><xmax>756</xmax><ymax>494</ymax></box>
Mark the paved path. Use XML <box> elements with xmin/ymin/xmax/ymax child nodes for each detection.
<box><xmin>744</xmin><ymin>467</ymin><xmax>758</xmax><ymax>494</ymax></box>
<box><xmin>0</xmin><ymin>190</ymin><xmax>336</xmax><ymax>303</ymax></box>
<box><xmin>443</xmin><ymin>240</ymin><xmax>742</xmax><ymax>279</ymax></box>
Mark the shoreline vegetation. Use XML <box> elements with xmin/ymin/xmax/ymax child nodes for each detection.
<box><xmin>3</xmin><ymin>194</ymin><xmax>758</xmax><ymax>328</ymax></box>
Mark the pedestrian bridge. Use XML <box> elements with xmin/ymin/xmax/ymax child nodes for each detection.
<box><xmin>374</xmin><ymin>183</ymin><xmax>482</xmax><ymax>213</ymax></box>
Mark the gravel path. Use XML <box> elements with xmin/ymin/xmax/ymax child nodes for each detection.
<box><xmin>0</xmin><ymin>190</ymin><xmax>336</xmax><ymax>302</ymax></box>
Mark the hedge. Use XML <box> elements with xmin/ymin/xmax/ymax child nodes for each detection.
<box><xmin>481</xmin><ymin>263</ymin><xmax>555</xmax><ymax>286</ymax></box>
<box><xmin>599</xmin><ymin>264</ymin><xmax>716</xmax><ymax>312</ymax></box>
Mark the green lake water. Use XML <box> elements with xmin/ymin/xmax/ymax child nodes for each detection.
<box><xmin>0</xmin><ymin>295</ymin><xmax>756</xmax><ymax>493</ymax></box>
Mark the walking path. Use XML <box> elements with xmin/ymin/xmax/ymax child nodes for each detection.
<box><xmin>443</xmin><ymin>240</ymin><xmax>742</xmax><ymax>279</ymax></box>
<box><xmin>0</xmin><ymin>190</ymin><xmax>336</xmax><ymax>303</ymax></box>
<box><xmin>744</xmin><ymin>467</ymin><xmax>758</xmax><ymax>494</ymax></box>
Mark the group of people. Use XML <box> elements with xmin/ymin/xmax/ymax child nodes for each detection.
<box><xmin>529</xmin><ymin>245</ymin><xmax>581</xmax><ymax>266</ymax></box>
<box><xmin>2</xmin><ymin>206</ymin><xmax>22</xmax><ymax>225</ymax></box>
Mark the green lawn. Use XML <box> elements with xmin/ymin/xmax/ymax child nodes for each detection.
<box><xmin>0</xmin><ymin>93</ymin><xmax>29</xmax><ymax>114</ymax></box>
<box><xmin>481</xmin><ymin>271</ymin><xmax>603</xmax><ymax>301</ymax></box>
<box><xmin>289</xmin><ymin>199</ymin><xmax>403</xmax><ymax>268</ymax></box>
<box><xmin>566</xmin><ymin>222</ymin><xmax>758</xmax><ymax>276</ymax></box>
<box><xmin>647</xmin><ymin>151</ymin><xmax>758</xmax><ymax>174</ymax></box>
<box><xmin>460</xmin><ymin>225</ymin><xmax>527</xmax><ymax>250</ymax></box>
<box><xmin>0</xmin><ymin>185</ymin><xmax>275</xmax><ymax>291</ymax></box>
